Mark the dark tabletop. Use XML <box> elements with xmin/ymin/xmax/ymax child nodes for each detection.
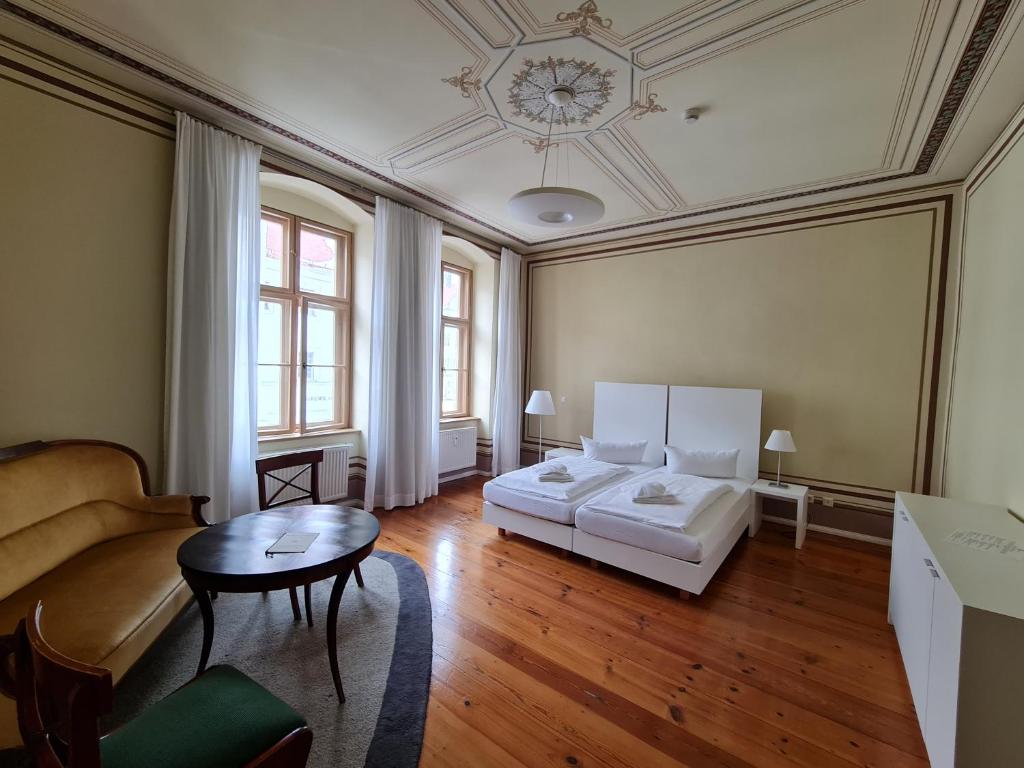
<box><xmin>177</xmin><ymin>505</ymin><xmax>380</xmax><ymax>583</ymax></box>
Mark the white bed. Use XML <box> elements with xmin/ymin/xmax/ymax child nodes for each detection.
<box><xmin>573</xmin><ymin>385</ymin><xmax>762</xmax><ymax>596</ymax></box>
<box><xmin>482</xmin><ymin>382</ymin><xmax>668</xmax><ymax>550</ymax></box>
<box><xmin>483</xmin><ymin>382</ymin><xmax>762</xmax><ymax>596</ymax></box>
<box><xmin>574</xmin><ymin>476</ymin><xmax>752</xmax><ymax>562</ymax></box>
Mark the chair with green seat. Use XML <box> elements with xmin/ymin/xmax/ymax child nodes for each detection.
<box><xmin>0</xmin><ymin>602</ymin><xmax>312</xmax><ymax>767</ymax></box>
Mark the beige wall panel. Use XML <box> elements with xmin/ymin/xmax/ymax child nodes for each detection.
<box><xmin>0</xmin><ymin>79</ymin><xmax>173</xmax><ymax>486</ymax></box>
<box><xmin>945</xmin><ymin>130</ymin><xmax>1024</xmax><ymax>514</ymax></box>
<box><xmin>528</xmin><ymin>211</ymin><xmax>938</xmax><ymax>492</ymax></box>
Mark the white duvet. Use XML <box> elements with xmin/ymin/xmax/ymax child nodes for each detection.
<box><xmin>580</xmin><ymin>468</ymin><xmax>731</xmax><ymax>530</ymax></box>
<box><xmin>490</xmin><ymin>456</ymin><xmax>629</xmax><ymax>501</ymax></box>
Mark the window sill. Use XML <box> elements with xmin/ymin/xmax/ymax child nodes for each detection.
<box><xmin>259</xmin><ymin>428</ymin><xmax>360</xmax><ymax>444</ymax></box>
<box><xmin>441</xmin><ymin>416</ymin><xmax>480</xmax><ymax>425</ymax></box>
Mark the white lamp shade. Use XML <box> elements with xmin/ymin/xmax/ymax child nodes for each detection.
<box><xmin>524</xmin><ymin>389</ymin><xmax>556</xmax><ymax>416</ymax></box>
<box><xmin>764</xmin><ymin>429</ymin><xmax>796</xmax><ymax>453</ymax></box>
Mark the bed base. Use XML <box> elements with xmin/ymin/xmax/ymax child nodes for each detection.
<box><xmin>483</xmin><ymin>498</ymin><xmax>752</xmax><ymax>597</ymax></box>
<box><xmin>482</xmin><ymin>501</ymin><xmax>574</xmax><ymax>551</ymax></box>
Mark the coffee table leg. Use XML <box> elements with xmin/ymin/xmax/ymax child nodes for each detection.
<box><xmin>185</xmin><ymin>576</ymin><xmax>215</xmax><ymax>676</ymax></box>
<box><xmin>304</xmin><ymin>583</ymin><xmax>314</xmax><ymax>628</ymax></box>
<box><xmin>326</xmin><ymin>566</ymin><xmax>354</xmax><ymax>703</ymax></box>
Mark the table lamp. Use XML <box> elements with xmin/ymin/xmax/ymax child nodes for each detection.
<box><xmin>525</xmin><ymin>390</ymin><xmax>556</xmax><ymax>464</ymax></box>
<box><xmin>764</xmin><ymin>429</ymin><xmax>796</xmax><ymax>488</ymax></box>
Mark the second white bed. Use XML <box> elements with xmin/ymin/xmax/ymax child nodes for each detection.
<box><xmin>574</xmin><ymin>476</ymin><xmax>753</xmax><ymax>562</ymax></box>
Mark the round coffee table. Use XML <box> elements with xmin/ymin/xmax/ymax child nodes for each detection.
<box><xmin>176</xmin><ymin>504</ymin><xmax>380</xmax><ymax>702</ymax></box>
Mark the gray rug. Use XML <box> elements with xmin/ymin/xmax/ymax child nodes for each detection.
<box><xmin>1</xmin><ymin>552</ymin><xmax>431</xmax><ymax>768</ymax></box>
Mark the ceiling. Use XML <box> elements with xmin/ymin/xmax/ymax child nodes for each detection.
<box><xmin>4</xmin><ymin>0</ymin><xmax>1024</xmax><ymax>248</ymax></box>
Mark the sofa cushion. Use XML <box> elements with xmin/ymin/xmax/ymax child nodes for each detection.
<box><xmin>0</xmin><ymin>527</ymin><xmax>198</xmax><ymax>665</ymax></box>
<box><xmin>0</xmin><ymin>527</ymin><xmax>199</xmax><ymax>749</ymax></box>
<box><xmin>100</xmin><ymin>665</ymin><xmax>306</xmax><ymax>768</ymax></box>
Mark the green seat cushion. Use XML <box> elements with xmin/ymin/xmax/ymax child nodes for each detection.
<box><xmin>100</xmin><ymin>665</ymin><xmax>307</xmax><ymax>768</ymax></box>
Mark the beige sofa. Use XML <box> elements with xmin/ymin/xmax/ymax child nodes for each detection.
<box><xmin>0</xmin><ymin>440</ymin><xmax>208</xmax><ymax>749</ymax></box>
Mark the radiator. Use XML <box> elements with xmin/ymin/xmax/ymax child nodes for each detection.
<box><xmin>439</xmin><ymin>426</ymin><xmax>477</xmax><ymax>474</ymax></box>
<box><xmin>264</xmin><ymin>444</ymin><xmax>350</xmax><ymax>504</ymax></box>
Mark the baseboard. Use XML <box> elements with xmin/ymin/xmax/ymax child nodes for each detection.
<box><xmin>762</xmin><ymin>515</ymin><xmax>893</xmax><ymax>547</ymax></box>
<box><xmin>438</xmin><ymin>468</ymin><xmax>484</xmax><ymax>484</ymax></box>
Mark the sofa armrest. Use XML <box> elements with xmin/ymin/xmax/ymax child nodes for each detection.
<box><xmin>149</xmin><ymin>494</ymin><xmax>211</xmax><ymax>527</ymax></box>
<box><xmin>0</xmin><ymin>633</ymin><xmax>15</xmax><ymax>701</ymax></box>
<box><xmin>189</xmin><ymin>496</ymin><xmax>211</xmax><ymax>527</ymax></box>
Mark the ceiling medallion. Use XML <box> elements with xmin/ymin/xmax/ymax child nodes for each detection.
<box><xmin>556</xmin><ymin>1</ymin><xmax>612</xmax><ymax>36</ymax></box>
<box><xmin>508</xmin><ymin>57</ymin><xmax>615</xmax><ymax>126</ymax></box>
<box><xmin>441</xmin><ymin>66</ymin><xmax>481</xmax><ymax>98</ymax></box>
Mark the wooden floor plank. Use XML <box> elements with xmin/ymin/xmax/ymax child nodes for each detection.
<box><xmin>372</xmin><ymin>478</ymin><xmax>927</xmax><ymax>767</ymax></box>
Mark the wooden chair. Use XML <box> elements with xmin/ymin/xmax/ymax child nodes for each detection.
<box><xmin>0</xmin><ymin>602</ymin><xmax>312</xmax><ymax>768</ymax></box>
<box><xmin>255</xmin><ymin>449</ymin><xmax>363</xmax><ymax>627</ymax></box>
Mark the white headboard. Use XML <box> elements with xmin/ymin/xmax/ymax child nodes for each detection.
<box><xmin>592</xmin><ymin>382</ymin><xmax>668</xmax><ymax>465</ymax></box>
<box><xmin>668</xmin><ymin>386</ymin><xmax>763</xmax><ymax>480</ymax></box>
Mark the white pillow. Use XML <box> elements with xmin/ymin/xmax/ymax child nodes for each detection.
<box><xmin>580</xmin><ymin>436</ymin><xmax>647</xmax><ymax>464</ymax></box>
<box><xmin>665</xmin><ymin>446</ymin><xmax>739</xmax><ymax>478</ymax></box>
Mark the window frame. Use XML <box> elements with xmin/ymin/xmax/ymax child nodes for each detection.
<box><xmin>258</xmin><ymin>206</ymin><xmax>353</xmax><ymax>437</ymax></box>
<box><xmin>440</xmin><ymin>261</ymin><xmax>473</xmax><ymax>419</ymax></box>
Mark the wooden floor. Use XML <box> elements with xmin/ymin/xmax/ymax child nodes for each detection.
<box><xmin>374</xmin><ymin>477</ymin><xmax>926</xmax><ymax>768</ymax></box>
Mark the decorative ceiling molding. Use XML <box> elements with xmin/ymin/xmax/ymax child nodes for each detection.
<box><xmin>555</xmin><ymin>1</ymin><xmax>613</xmax><ymax>37</ymax></box>
<box><xmin>0</xmin><ymin>0</ymin><xmax>530</xmax><ymax>245</ymax></box>
<box><xmin>442</xmin><ymin>65</ymin><xmax>483</xmax><ymax>98</ymax></box>
<box><xmin>0</xmin><ymin>0</ymin><xmax>1016</xmax><ymax>249</ymax></box>
<box><xmin>913</xmin><ymin>0</ymin><xmax>1011</xmax><ymax>173</ymax></box>
<box><xmin>628</xmin><ymin>93</ymin><xmax>667</xmax><ymax>120</ymax></box>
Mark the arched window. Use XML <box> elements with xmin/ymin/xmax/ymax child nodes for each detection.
<box><xmin>440</xmin><ymin>261</ymin><xmax>472</xmax><ymax>417</ymax></box>
<box><xmin>257</xmin><ymin>207</ymin><xmax>352</xmax><ymax>434</ymax></box>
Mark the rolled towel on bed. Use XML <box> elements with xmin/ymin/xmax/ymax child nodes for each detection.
<box><xmin>535</xmin><ymin>462</ymin><xmax>567</xmax><ymax>475</ymax></box>
<box><xmin>631</xmin><ymin>481</ymin><xmax>677</xmax><ymax>505</ymax></box>
<box><xmin>535</xmin><ymin>461</ymin><xmax>574</xmax><ymax>483</ymax></box>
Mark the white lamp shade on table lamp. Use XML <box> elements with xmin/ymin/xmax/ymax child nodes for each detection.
<box><xmin>764</xmin><ymin>430</ymin><xmax>796</xmax><ymax>453</ymax></box>
<box><xmin>764</xmin><ymin>429</ymin><xmax>796</xmax><ymax>487</ymax></box>
<box><xmin>525</xmin><ymin>390</ymin><xmax>556</xmax><ymax>463</ymax></box>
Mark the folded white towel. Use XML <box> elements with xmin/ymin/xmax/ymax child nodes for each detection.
<box><xmin>633</xmin><ymin>494</ymin><xmax>677</xmax><ymax>505</ymax></box>
<box><xmin>538</xmin><ymin>474</ymin><xmax>573</xmax><ymax>483</ymax></box>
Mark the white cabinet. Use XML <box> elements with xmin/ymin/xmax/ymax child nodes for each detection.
<box><xmin>890</xmin><ymin>509</ymin><xmax>936</xmax><ymax>722</ymax></box>
<box><xmin>924</xmin><ymin>571</ymin><xmax>961</xmax><ymax>763</ymax></box>
<box><xmin>890</xmin><ymin>492</ymin><xmax>1024</xmax><ymax>768</ymax></box>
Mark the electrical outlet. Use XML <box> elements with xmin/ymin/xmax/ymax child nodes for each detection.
<box><xmin>808</xmin><ymin>494</ymin><xmax>818</xmax><ymax>504</ymax></box>
<box><xmin>822</xmin><ymin>496</ymin><xmax>834</xmax><ymax>508</ymax></box>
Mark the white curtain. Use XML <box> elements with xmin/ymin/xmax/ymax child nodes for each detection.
<box><xmin>491</xmin><ymin>247</ymin><xmax>523</xmax><ymax>476</ymax></box>
<box><xmin>364</xmin><ymin>197</ymin><xmax>442</xmax><ymax>510</ymax></box>
<box><xmin>164</xmin><ymin>112</ymin><xmax>261</xmax><ymax>523</ymax></box>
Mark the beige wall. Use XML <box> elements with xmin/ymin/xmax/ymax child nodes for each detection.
<box><xmin>0</xmin><ymin>77</ymin><xmax>174</xmax><ymax>486</ymax></box>
<box><xmin>944</xmin><ymin>120</ymin><xmax>1024</xmax><ymax>515</ymax></box>
<box><xmin>527</xmin><ymin>198</ymin><xmax>951</xmax><ymax>507</ymax></box>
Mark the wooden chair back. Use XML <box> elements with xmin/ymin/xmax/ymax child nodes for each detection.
<box><xmin>1</xmin><ymin>602</ymin><xmax>112</xmax><ymax>768</ymax></box>
<box><xmin>255</xmin><ymin>450</ymin><xmax>324</xmax><ymax>510</ymax></box>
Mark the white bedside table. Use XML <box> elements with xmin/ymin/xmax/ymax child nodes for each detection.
<box><xmin>544</xmin><ymin>447</ymin><xmax>583</xmax><ymax>461</ymax></box>
<box><xmin>751</xmin><ymin>478</ymin><xmax>810</xmax><ymax>549</ymax></box>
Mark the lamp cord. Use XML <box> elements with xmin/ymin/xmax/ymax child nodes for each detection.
<box><xmin>540</xmin><ymin>106</ymin><xmax>555</xmax><ymax>187</ymax></box>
